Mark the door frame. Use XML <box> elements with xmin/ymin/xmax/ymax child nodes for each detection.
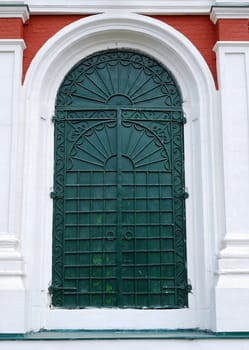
<box><xmin>22</xmin><ymin>13</ymin><xmax>219</xmax><ymax>331</ymax></box>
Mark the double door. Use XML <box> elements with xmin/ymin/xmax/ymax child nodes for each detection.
<box><xmin>52</xmin><ymin>107</ymin><xmax>187</xmax><ymax>308</ymax></box>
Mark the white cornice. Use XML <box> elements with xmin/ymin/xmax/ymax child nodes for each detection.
<box><xmin>0</xmin><ymin>4</ymin><xmax>29</xmax><ymax>23</ymax></box>
<box><xmin>0</xmin><ymin>38</ymin><xmax>26</xmax><ymax>50</ymax></box>
<box><xmin>211</xmin><ymin>5</ymin><xmax>249</xmax><ymax>23</ymax></box>
<box><xmin>213</xmin><ymin>41</ymin><xmax>249</xmax><ymax>55</ymax></box>
<box><xmin>25</xmin><ymin>0</ymin><xmax>214</xmax><ymax>15</ymax></box>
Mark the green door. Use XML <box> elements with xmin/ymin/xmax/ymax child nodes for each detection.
<box><xmin>51</xmin><ymin>50</ymin><xmax>189</xmax><ymax>308</ymax></box>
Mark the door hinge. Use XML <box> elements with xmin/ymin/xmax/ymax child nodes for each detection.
<box><xmin>49</xmin><ymin>285</ymin><xmax>77</xmax><ymax>295</ymax></box>
<box><xmin>187</xmin><ymin>283</ymin><xmax>192</xmax><ymax>294</ymax></box>
<box><xmin>183</xmin><ymin>191</ymin><xmax>189</xmax><ymax>199</ymax></box>
<box><xmin>52</xmin><ymin>116</ymin><xmax>65</xmax><ymax>123</ymax></box>
<box><xmin>182</xmin><ymin>116</ymin><xmax>187</xmax><ymax>124</ymax></box>
<box><xmin>52</xmin><ymin>115</ymin><xmax>67</xmax><ymax>123</ymax></box>
<box><xmin>50</xmin><ymin>192</ymin><xmax>63</xmax><ymax>199</ymax></box>
<box><xmin>174</xmin><ymin>192</ymin><xmax>189</xmax><ymax>199</ymax></box>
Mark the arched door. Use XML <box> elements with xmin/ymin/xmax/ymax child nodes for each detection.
<box><xmin>51</xmin><ymin>50</ymin><xmax>188</xmax><ymax>308</ymax></box>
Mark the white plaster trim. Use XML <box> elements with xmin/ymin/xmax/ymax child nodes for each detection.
<box><xmin>0</xmin><ymin>38</ymin><xmax>25</xmax><ymax>49</ymax></box>
<box><xmin>0</xmin><ymin>39</ymin><xmax>25</xmax><ymax>236</ymax></box>
<box><xmin>0</xmin><ymin>234</ymin><xmax>20</xmax><ymax>255</ymax></box>
<box><xmin>216</xmin><ymin>269</ymin><xmax>249</xmax><ymax>275</ymax></box>
<box><xmin>223</xmin><ymin>233</ymin><xmax>249</xmax><ymax>245</ymax></box>
<box><xmin>211</xmin><ymin>6</ymin><xmax>249</xmax><ymax>23</ymax></box>
<box><xmin>0</xmin><ymin>39</ymin><xmax>26</xmax><ymax>284</ymax></box>
<box><xmin>0</xmin><ymin>35</ymin><xmax>26</xmax><ymax>330</ymax></box>
<box><xmin>4</xmin><ymin>340</ymin><xmax>249</xmax><ymax>350</ymax></box>
<box><xmin>26</xmin><ymin>0</ymin><xmax>213</xmax><ymax>15</ymax></box>
<box><xmin>22</xmin><ymin>13</ymin><xmax>217</xmax><ymax>332</ymax></box>
<box><xmin>0</xmin><ymin>4</ymin><xmax>29</xmax><ymax>23</ymax></box>
<box><xmin>216</xmin><ymin>0</ymin><xmax>249</xmax><ymax>3</ymax></box>
<box><xmin>217</xmin><ymin>234</ymin><xmax>249</xmax><ymax>270</ymax></box>
<box><xmin>0</xmin><ymin>234</ymin><xmax>19</xmax><ymax>247</ymax></box>
<box><xmin>214</xmin><ymin>38</ymin><xmax>249</xmax><ymax>331</ymax></box>
<box><xmin>214</xmin><ymin>41</ymin><xmax>249</xmax><ymax>51</ymax></box>
<box><xmin>0</xmin><ymin>271</ymin><xmax>23</xmax><ymax>276</ymax></box>
<box><xmin>0</xmin><ymin>235</ymin><xmax>24</xmax><ymax>281</ymax></box>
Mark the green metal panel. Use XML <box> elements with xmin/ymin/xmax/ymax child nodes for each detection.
<box><xmin>51</xmin><ymin>50</ymin><xmax>188</xmax><ymax>308</ymax></box>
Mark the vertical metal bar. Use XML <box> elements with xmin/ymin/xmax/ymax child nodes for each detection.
<box><xmin>76</xmin><ymin>171</ymin><xmax>80</xmax><ymax>307</ymax></box>
<box><xmin>89</xmin><ymin>170</ymin><xmax>93</xmax><ymax>305</ymax></box>
<box><xmin>134</xmin><ymin>169</ymin><xmax>137</xmax><ymax>307</ymax></box>
<box><xmin>170</xmin><ymin>118</ymin><xmax>177</xmax><ymax>306</ymax></box>
<box><xmin>62</xmin><ymin>117</ymin><xmax>67</xmax><ymax>307</ymax></box>
<box><xmin>103</xmin><ymin>168</ymin><xmax>106</xmax><ymax>306</ymax></box>
<box><xmin>159</xmin><ymin>171</ymin><xmax>162</xmax><ymax>307</ymax></box>
<box><xmin>116</xmin><ymin>108</ymin><xmax>123</xmax><ymax>305</ymax></box>
<box><xmin>146</xmin><ymin>171</ymin><xmax>149</xmax><ymax>306</ymax></box>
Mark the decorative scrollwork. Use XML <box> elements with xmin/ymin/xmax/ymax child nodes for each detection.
<box><xmin>171</xmin><ymin>117</ymin><xmax>187</xmax><ymax>306</ymax></box>
<box><xmin>122</xmin><ymin>110</ymin><xmax>182</xmax><ymax>121</ymax></box>
<box><xmin>51</xmin><ymin>122</ymin><xmax>65</xmax><ymax>306</ymax></box>
<box><xmin>56</xmin><ymin>50</ymin><xmax>182</xmax><ymax>108</ymax></box>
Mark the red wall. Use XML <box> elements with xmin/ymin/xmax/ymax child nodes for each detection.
<box><xmin>1</xmin><ymin>14</ymin><xmax>247</xmax><ymax>86</ymax></box>
<box><xmin>217</xmin><ymin>19</ymin><xmax>249</xmax><ymax>41</ymax></box>
<box><xmin>21</xmin><ymin>15</ymin><xmax>218</xmax><ymax>85</ymax></box>
<box><xmin>23</xmin><ymin>15</ymin><xmax>85</xmax><ymax>78</ymax></box>
<box><xmin>0</xmin><ymin>15</ymin><xmax>249</xmax><ymax>85</ymax></box>
<box><xmin>153</xmin><ymin>15</ymin><xmax>218</xmax><ymax>86</ymax></box>
<box><xmin>0</xmin><ymin>18</ymin><xmax>23</xmax><ymax>38</ymax></box>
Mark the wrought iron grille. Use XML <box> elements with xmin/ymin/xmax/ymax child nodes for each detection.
<box><xmin>51</xmin><ymin>50</ymin><xmax>189</xmax><ymax>308</ymax></box>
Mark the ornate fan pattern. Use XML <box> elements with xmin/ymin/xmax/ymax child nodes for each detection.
<box><xmin>56</xmin><ymin>51</ymin><xmax>182</xmax><ymax>108</ymax></box>
<box><xmin>67</xmin><ymin>120</ymin><xmax>171</xmax><ymax>171</ymax></box>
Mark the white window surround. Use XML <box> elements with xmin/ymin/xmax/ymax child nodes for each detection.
<box><xmin>21</xmin><ymin>12</ymin><xmax>219</xmax><ymax>331</ymax></box>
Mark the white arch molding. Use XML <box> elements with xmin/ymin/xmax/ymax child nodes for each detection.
<box><xmin>22</xmin><ymin>12</ymin><xmax>219</xmax><ymax>331</ymax></box>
